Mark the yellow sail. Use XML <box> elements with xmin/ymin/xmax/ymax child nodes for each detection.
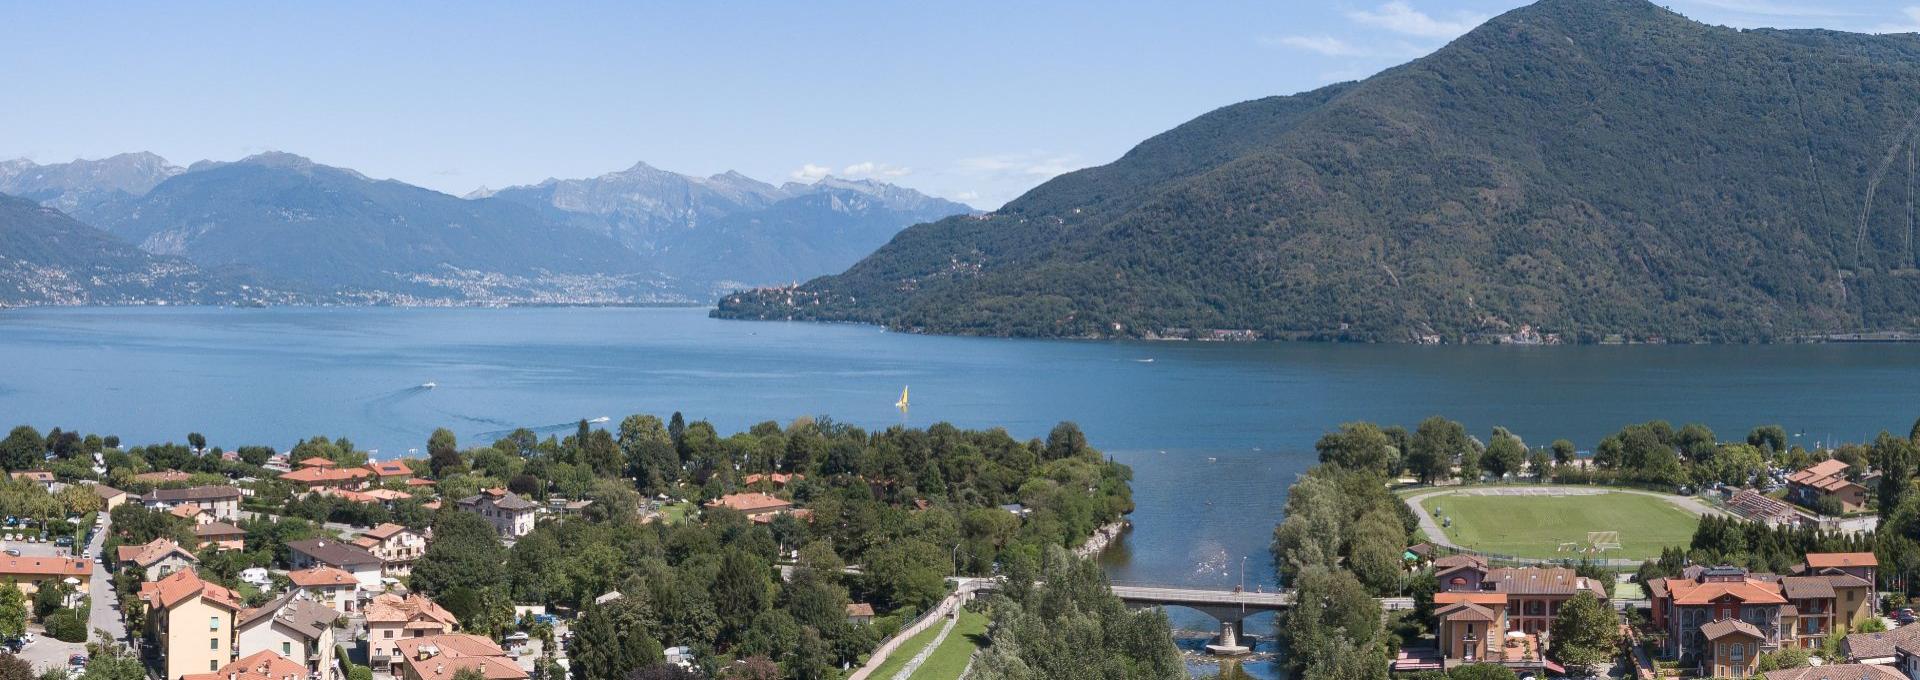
<box><xmin>896</xmin><ymin>385</ymin><xmax>910</xmax><ymax>410</ymax></box>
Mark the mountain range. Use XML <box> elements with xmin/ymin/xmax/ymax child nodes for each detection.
<box><xmin>0</xmin><ymin>153</ymin><xmax>970</xmax><ymax>305</ymax></box>
<box><xmin>0</xmin><ymin>193</ymin><xmax>283</xmax><ymax>306</ymax></box>
<box><xmin>716</xmin><ymin>0</ymin><xmax>1920</xmax><ymax>343</ymax></box>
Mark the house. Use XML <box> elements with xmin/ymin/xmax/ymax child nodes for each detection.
<box><xmin>116</xmin><ymin>537</ymin><xmax>199</xmax><ymax>581</ymax></box>
<box><xmin>193</xmin><ymin>522</ymin><xmax>248</xmax><ymax>551</ymax></box>
<box><xmin>361</xmin><ymin>488</ymin><xmax>414</xmax><ymax>505</ymax></box>
<box><xmin>133</xmin><ymin>470</ymin><xmax>194</xmax><ymax>485</ymax></box>
<box><xmin>1701</xmin><ymin>619</ymin><xmax>1765</xmax><ymax>678</ymax></box>
<box><xmin>1396</xmin><ymin>563</ymin><xmax>1602</xmax><ymax>673</ymax></box>
<box><xmin>743</xmin><ymin>472</ymin><xmax>802</xmax><ymax>489</ymax></box>
<box><xmin>364</xmin><ymin>460</ymin><xmax>415</xmax><ymax>483</ymax></box>
<box><xmin>179</xmin><ymin>651</ymin><xmax>307</xmax><ymax>680</ymax></box>
<box><xmin>0</xmin><ymin>556</ymin><xmax>92</xmax><ymax>595</ymax></box>
<box><xmin>296</xmin><ymin>457</ymin><xmax>337</xmax><ymax>469</ymax></box>
<box><xmin>236</xmin><ymin>594</ymin><xmax>340</xmax><ymax>680</ymax></box>
<box><xmin>1764</xmin><ymin>664</ymin><xmax>1905</xmax><ymax>680</ymax></box>
<box><xmin>705</xmin><ymin>492</ymin><xmax>794</xmax><ymax>520</ymax></box>
<box><xmin>1844</xmin><ymin>623</ymin><xmax>1920</xmax><ymax>664</ymax></box>
<box><xmin>286</xmin><ymin>538</ymin><xmax>385</xmax><ymax>588</ymax></box>
<box><xmin>1893</xmin><ymin>639</ymin><xmax>1920</xmax><ymax>679</ymax></box>
<box><xmin>1801</xmin><ymin>553</ymin><xmax>1878</xmax><ymax>630</ymax></box>
<box><xmin>141</xmin><ymin>486</ymin><xmax>242</xmax><ymax>522</ymax></box>
<box><xmin>9</xmin><ymin>471</ymin><xmax>54</xmax><ymax>489</ymax></box>
<box><xmin>314</xmin><ymin>487</ymin><xmax>381</xmax><ymax>504</ymax></box>
<box><xmin>1787</xmin><ymin>460</ymin><xmax>1869</xmax><ymax>514</ymax></box>
<box><xmin>846</xmin><ymin>603</ymin><xmax>875</xmax><ymax>625</ymax></box>
<box><xmin>140</xmin><ymin>569</ymin><xmax>242</xmax><ymax>680</ymax></box>
<box><xmin>547</xmin><ymin>498</ymin><xmax>592</xmax><ymax>517</ymax></box>
<box><xmin>279</xmin><ymin>466</ymin><xmax>372</xmax><ymax>491</ymax></box>
<box><xmin>1780</xmin><ymin>576</ymin><xmax>1839</xmax><ymax>648</ymax></box>
<box><xmin>365</xmin><ymin>593</ymin><xmax>458</xmax><ymax>671</ymax></box>
<box><xmin>170</xmin><ymin>503</ymin><xmax>212</xmax><ymax>524</ymax></box>
<box><xmin>91</xmin><ymin>483</ymin><xmax>129</xmax><ymax>511</ymax></box>
<box><xmin>457</xmin><ymin>488</ymin><xmax>537</xmax><ymax>539</ymax></box>
<box><xmin>288</xmin><ymin>566</ymin><xmax>361</xmax><ymax>614</ymax></box>
<box><xmin>392</xmin><ymin>634</ymin><xmax>527</xmax><ymax>680</ymax></box>
<box><xmin>351</xmin><ymin>523</ymin><xmax>427</xmax><ymax>576</ymax></box>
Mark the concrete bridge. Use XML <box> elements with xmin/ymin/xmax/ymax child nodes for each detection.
<box><xmin>1109</xmin><ymin>582</ymin><xmax>1414</xmax><ymax>655</ymax></box>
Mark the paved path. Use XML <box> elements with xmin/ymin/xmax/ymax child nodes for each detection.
<box><xmin>888</xmin><ymin>610</ymin><xmax>959</xmax><ymax>680</ymax></box>
<box><xmin>1402</xmin><ymin>485</ymin><xmax>1730</xmax><ymax>565</ymax></box>
<box><xmin>847</xmin><ymin>578</ymin><xmax>992</xmax><ymax>680</ymax></box>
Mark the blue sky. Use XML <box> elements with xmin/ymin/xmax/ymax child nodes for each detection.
<box><xmin>2</xmin><ymin>1</ymin><xmax>1915</xmax><ymax>208</ymax></box>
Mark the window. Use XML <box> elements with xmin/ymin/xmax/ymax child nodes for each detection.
<box><xmin>211</xmin><ymin>661</ymin><xmax>219</xmax><ymax>671</ymax></box>
<box><xmin>210</xmin><ymin>616</ymin><xmax>221</xmax><ymax>630</ymax></box>
<box><xmin>384</xmin><ymin>630</ymin><xmax>394</xmax><ymax>639</ymax></box>
<box><xmin>1730</xmin><ymin>643</ymin><xmax>1745</xmax><ymax>662</ymax></box>
<box><xmin>283</xmin><ymin>642</ymin><xmax>291</xmax><ymax>655</ymax></box>
<box><xmin>210</xmin><ymin>638</ymin><xmax>219</xmax><ymax>650</ymax></box>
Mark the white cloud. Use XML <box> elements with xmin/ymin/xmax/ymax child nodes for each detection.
<box><xmin>1346</xmin><ymin>1</ymin><xmax>1490</xmax><ymax>39</ymax></box>
<box><xmin>790</xmin><ymin>161</ymin><xmax>912</xmax><ymax>182</ymax></box>
<box><xmin>839</xmin><ymin>161</ymin><xmax>911</xmax><ymax>179</ymax></box>
<box><xmin>1261</xmin><ymin>35</ymin><xmax>1368</xmax><ymax>57</ymax></box>
<box><xmin>790</xmin><ymin>163</ymin><xmax>833</xmax><ymax>182</ymax></box>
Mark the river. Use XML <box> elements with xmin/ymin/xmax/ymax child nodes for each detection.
<box><xmin>3</xmin><ymin>306</ymin><xmax>1918</xmax><ymax>677</ymax></box>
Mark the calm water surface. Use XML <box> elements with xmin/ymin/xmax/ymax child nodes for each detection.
<box><xmin>4</xmin><ymin>306</ymin><xmax>1918</xmax><ymax>677</ymax></box>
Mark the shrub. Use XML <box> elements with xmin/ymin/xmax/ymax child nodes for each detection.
<box><xmin>44</xmin><ymin>610</ymin><xmax>85</xmax><ymax>643</ymax></box>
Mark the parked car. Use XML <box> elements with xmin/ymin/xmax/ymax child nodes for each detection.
<box><xmin>54</xmin><ymin>537</ymin><xmax>72</xmax><ymax>547</ymax></box>
<box><xmin>4</xmin><ymin>550</ymin><xmax>20</xmax><ymax>557</ymax></box>
<box><xmin>504</xmin><ymin>632</ymin><xmax>530</xmax><ymax>644</ymax></box>
<box><xmin>1898</xmin><ymin>608</ymin><xmax>1915</xmax><ymax>625</ymax></box>
<box><xmin>68</xmin><ymin>654</ymin><xmax>86</xmax><ymax>668</ymax></box>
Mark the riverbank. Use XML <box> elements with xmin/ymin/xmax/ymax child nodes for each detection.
<box><xmin>1078</xmin><ymin>519</ymin><xmax>1128</xmax><ymax>559</ymax></box>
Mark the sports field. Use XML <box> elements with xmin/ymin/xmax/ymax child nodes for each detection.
<box><xmin>1416</xmin><ymin>489</ymin><xmax>1700</xmax><ymax>561</ymax></box>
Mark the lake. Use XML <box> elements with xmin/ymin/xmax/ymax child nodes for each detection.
<box><xmin>4</xmin><ymin>306</ymin><xmax>1918</xmax><ymax>676</ymax></box>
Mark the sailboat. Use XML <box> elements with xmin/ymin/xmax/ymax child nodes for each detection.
<box><xmin>895</xmin><ymin>385</ymin><xmax>910</xmax><ymax>411</ymax></box>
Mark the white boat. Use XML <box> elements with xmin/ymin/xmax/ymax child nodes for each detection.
<box><xmin>420</xmin><ymin>382</ymin><xmax>437</xmax><ymax>389</ymax></box>
<box><xmin>1135</xmin><ymin>358</ymin><xmax>1155</xmax><ymax>363</ymax></box>
<box><xmin>589</xmin><ymin>416</ymin><xmax>611</xmax><ymax>424</ymax></box>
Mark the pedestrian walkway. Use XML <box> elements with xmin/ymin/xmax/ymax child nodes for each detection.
<box><xmin>888</xmin><ymin>611</ymin><xmax>958</xmax><ymax>680</ymax></box>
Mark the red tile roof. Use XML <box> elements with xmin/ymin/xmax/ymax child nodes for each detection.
<box><xmin>705</xmin><ymin>492</ymin><xmax>792</xmax><ymax>513</ymax></box>
<box><xmin>288</xmin><ymin>566</ymin><xmax>358</xmax><ymax>588</ymax></box>
<box><xmin>139</xmin><ymin>568</ymin><xmax>241</xmax><ymax>610</ymax></box>
<box><xmin>181</xmin><ymin>651</ymin><xmax>307</xmax><ymax>680</ymax></box>
<box><xmin>1806</xmin><ymin>553</ymin><xmax>1878</xmax><ymax>569</ymax></box>
<box><xmin>1665</xmin><ymin>577</ymin><xmax>1788</xmax><ymax>606</ymax></box>
<box><xmin>297</xmin><ymin>457</ymin><xmax>338</xmax><ymax>468</ymax></box>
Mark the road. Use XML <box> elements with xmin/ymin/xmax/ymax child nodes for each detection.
<box><xmin>16</xmin><ymin>515</ymin><xmax>122</xmax><ymax>674</ymax></box>
<box><xmin>87</xmin><ymin>512</ymin><xmax>128</xmax><ymax>646</ymax></box>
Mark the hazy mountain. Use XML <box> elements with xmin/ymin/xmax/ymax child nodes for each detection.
<box><xmin>0</xmin><ymin>193</ymin><xmax>278</xmax><ymax>306</ymax></box>
<box><xmin>487</xmin><ymin>164</ymin><xmax>972</xmax><ymax>291</ymax></box>
<box><xmin>0</xmin><ymin>152</ymin><xmax>183</xmax><ymax>215</ymax></box>
<box><xmin>82</xmin><ymin>153</ymin><xmax>663</xmax><ymax>304</ymax></box>
<box><xmin>718</xmin><ymin>0</ymin><xmax>1920</xmax><ymax>343</ymax></box>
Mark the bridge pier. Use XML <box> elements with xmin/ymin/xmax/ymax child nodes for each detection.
<box><xmin>1205</xmin><ymin>619</ymin><xmax>1250</xmax><ymax>656</ymax></box>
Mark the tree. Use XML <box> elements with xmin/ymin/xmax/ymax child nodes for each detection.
<box><xmin>410</xmin><ymin>511</ymin><xmax>506</xmax><ymax>612</ymax></box>
<box><xmin>186</xmin><ymin>432</ymin><xmax>207</xmax><ymax>451</ymax></box>
<box><xmin>1549</xmin><ymin>591</ymin><xmax>1619</xmax><ymax>672</ymax></box>
<box><xmin>1407</xmin><ymin>417</ymin><xmax>1469</xmax><ymax>484</ymax></box>
<box><xmin>0</xmin><ymin>586</ymin><xmax>23</xmax><ymax>640</ymax></box>
<box><xmin>43</xmin><ymin>609</ymin><xmax>85</xmax><ymax>643</ymax></box>
<box><xmin>1527</xmin><ymin>448</ymin><xmax>1551</xmax><ymax>481</ymax></box>
<box><xmin>0</xmin><ymin>652</ymin><xmax>27</xmax><ymax>680</ymax></box>
<box><xmin>428</xmin><ymin>428</ymin><xmax>464</xmax><ymax>478</ymax></box>
<box><xmin>1877</xmin><ymin>433</ymin><xmax>1916</xmax><ymax>517</ymax></box>
<box><xmin>1748</xmin><ymin>425</ymin><xmax>1788</xmax><ymax>454</ymax></box>
<box><xmin>1449</xmin><ymin>664</ymin><xmax>1517</xmax><ymax>680</ymax></box>
<box><xmin>1282</xmin><ymin>566</ymin><xmax>1384</xmax><ymax>676</ymax></box>
<box><xmin>712</xmin><ymin>550</ymin><xmax>772</xmax><ymax>645</ymax></box>
<box><xmin>1315</xmin><ymin>423</ymin><xmax>1398</xmax><ymax>476</ymax></box>
<box><xmin>1551</xmin><ymin>439</ymin><xmax>1577</xmax><ymax>466</ymax></box>
<box><xmin>626</xmin><ymin>666</ymin><xmax>699</xmax><ymax>680</ymax></box>
<box><xmin>0</xmin><ymin>427</ymin><xmax>42</xmax><ymax>472</ymax></box>
<box><xmin>1481</xmin><ymin>431</ymin><xmax>1525</xmax><ymax>481</ymax></box>
<box><xmin>1756</xmin><ymin>647</ymin><xmax>1811</xmax><ymax>672</ymax></box>
<box><xmin>570</xmin><ymin>598</ymin><xmax>665</xmax><ymax>680</ymax></box>
<box><xmin>1044</xmin><ymin>422</ymin><xmax>1089</xmax><ymax>461</ymax></box>
<box><xmin>865</xmin><ymin>539</ymin><xmax>947</xmax><ymax>611</ymax></box>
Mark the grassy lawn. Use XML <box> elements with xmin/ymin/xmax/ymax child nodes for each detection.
<box><xmin>1418</xmin><ymin>491</ymin><xmax>1699</xmax><ymax>560</ymax></box>
<box><xmin>869</xmin><ymin>617</ymin><xmax>945</xmax><ymax>679</ymax></box>
<box><xmin>657</xmin><ymin>502</ymin><xmax>694</xmax><ymax>524</ymax></box>
<box><xmin>908</xmin><ymin>610</ymin><xmax>988</xmax><ymax>680</ymax></box>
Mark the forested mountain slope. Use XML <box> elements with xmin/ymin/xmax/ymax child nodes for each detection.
<box><xmin>0</xmin><ymin>193</ymin><xmax>277</xmax><ymax>306</ymax></box>
<box><xmin>718</xmin><ymin>0</ymin><xmax>1920</xmax><ymax>342</ymax></box>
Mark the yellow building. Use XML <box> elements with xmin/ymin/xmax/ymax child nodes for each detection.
<box><xmin>0</xmin><ymin>556</ymin><xmax>92</xmax><ymax>595</ymax></box>
<box><xmin>140</xmin><ymin>569</ymin><xmax>243</xmax><ymax>680</ymax></box>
